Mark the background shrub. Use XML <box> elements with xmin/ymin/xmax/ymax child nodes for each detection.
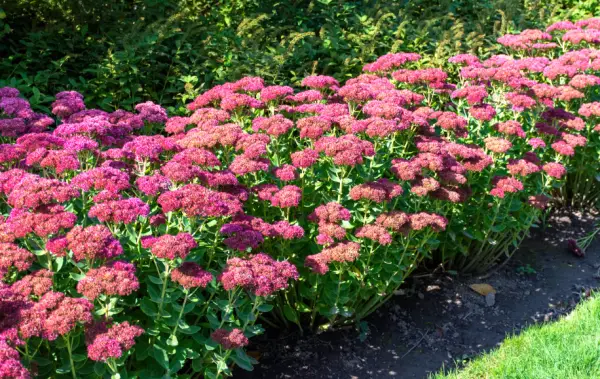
<box><xmin>1</xmin><ymin>0</ymin><xmax>599</xmax><ymax>111</ymax></box>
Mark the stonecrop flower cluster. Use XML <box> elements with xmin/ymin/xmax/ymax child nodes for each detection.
<box><xmin>1</xmin><ymin>15</ymin><xmax>600</xmax><ymax>378</ymax></box>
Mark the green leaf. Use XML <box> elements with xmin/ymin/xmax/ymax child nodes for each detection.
<box><xmin>184</xmin><ymin>302</ymin><xmax>196</xmax><ymax>313</ymax></box>
<box><xmin>185</xmin><ymin>347</ymin><xmax>200</xmax><ymax>360</ymax></box>
<box><xmin>167</xmin><ymin>335</ymin><xmax>178</xmax><ymax>347</ymax></box>
<box><xmin>56</xmin><ymin>363</ymin><xmax>71</xmax><ymax>374</ymax></box>
<box><xmin>204</xmin><ymin>368</ymin><xmax>218</xmax><ymax>379</ymax></box>
<box><xmin>34</xmin><ymin>357</ymin><xmax>52</xmax><ymax>366</ymax></box>
<box><xmin>193</xmin><ymin>334</ymin><xmax>219</xmax><ymax>350</ymax></box>
<box><xmin>462</xmin><ymin>230</ymin><xmax>475</xmax><ymax>240</ymax></box>
<box><xmin>295</xmin><ymin>301</ymin><xmax>311</xmax><ymax>313</ymax></box>
<box><xmin>509</xmin><ymin>200</ymin><xmax>522</xmax><ymax>212</ymax></box>
<box><xmin>147</xmin><ymin>284</ymin><xmax>162</xmax><ymax>302</ymax></box>
<box><xmin>54</xmin><ymin>257</ymin><xmax>65</xmax><ymax>272</ymax></box>
<box><xmin>140</xmin><ymin>298</ymin><xmax>158</xmax><ymax>317</ymax></box>
<box><xmin>231</xmin><ymin>349</ymin><xmax>256</xmax><ymax>371</ymax></box>
<box><xmin>135</xmin><ymin>338</ymin><xmax>150</xmax><ymax>360</ymax></box>
<box><xmin>93</xmin><ymin>362</ymin><xmax>106</xmax><ymax>377</ymax></box>
<box><xmin>148</xmin><ymin>275</ymin><xmax>164</xmax><ymax>285</ymax></box>
<box><xmin>31</xmin><ymin>249</ymin><xmax>47</xmax><ymax>256</ymax></box>
<box><xmin>178</xmin><ymin>323</ymin><xmax>201</xmax><ymax>335</ymax></box>
<box><xmin>216</xmin><ymin>358</ymin><xmax>229</xmax><ymax>375</ymax></box>
<box><xmin>169</xmin><ymin>357</ymin><xmax>183</xmax><ymax>374</ymax></box>
<box><xmin>206</xmin><ymin>311</ymin><xmax>220</xmax><ymax>329</ymax></box>
<box><xmin>152</xmin><ymin>345</ymin><xmax>169</xmax><ymax>370</ymax></box>
<box><xmin>69</xmin><ymin>272</ymin><xmax>86</xmax><ymax>281</ymax></box>
<box><xmin>491</xmin><ymin>224</ymin><xmax>506</xmax><ymax>233</ymax></box>
<box><xmin>257</xmin><ymin>304</ymin><xmax>273</xmax><ymax>312</ymax></box>
<box><xmin>283</xmin><ymin>304</ymin><xmax>299</xmax><ymax>323</ymax></box>
<box><xmin>192</xmin><ymin>358</ymin><xmax>204</xmax><ymax>373</ymax></box>
<box><xmin>31</xmin><ymin>87</ymin><xmax>40</xmax><ymax>104</ymax></box>
<box><xmin>244</xmin><ymin>324</ymin><xmax>264</xmax><ymax>337</ymax></box>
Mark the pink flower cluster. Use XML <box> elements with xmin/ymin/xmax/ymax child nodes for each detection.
<box><xmin>219</xmin><ymin>254</ymin><xmax>298</xmax><ymax>296</ymax></box>
<box><xmin>305</xmin><ymin>241</ymin><xmax>361</xmax><ymax>274</ymax></box>
<box><xmin>11</xmin><ymin>269</ymin><xmax>54</xmax><ymax>297</ymax></box>
<box><xmin>171</xmin><ymin>262</ymin><xmax>213</xmax><ymax>289</ymax></box>
<box><xmin>19</xmin><ymin>292</ymin><xmax>93</xmax><ymax>340</ymax></box>
<box><xmin>308</xmin><ymin>202</ymin><xmax>351</xmax><ymax>245</ymax></box>
<box><xmin>86</xmin><ymin>321</ymin><xmax>144</xmax><ymax>362</ymax></box>
<box><xmin>65</xmin><ymin>225</ymin><xmax>123</xmax><ymax>262</ymax></box>
<box><xmin>88</xmin><ymin>197</ymin><xmax>150</xmax><ymax>224</ymax></box>
<box><xmin>210</xmin><ymin>328</ymin><xmax>249</xmax><ymax>349</ymax></box>
<box><xmin>77</xmin><ymin>261</ymin><xmax>139</xmax><ymax>300</ymax></box>
<box><xmin>146</xmin><ymin>233</ymin><xmax>197</xmax><ymax>260</ymax></box>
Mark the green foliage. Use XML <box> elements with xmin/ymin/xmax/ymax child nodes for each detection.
<box><xmin>433</xmin><ymin>293</ymin><xmax>600</xmax><ymax>378</ymax></box>
<box><xmin>1</xmin><ymin>0</ymin><xmax>598</xmax><ymax>112</ymax></box>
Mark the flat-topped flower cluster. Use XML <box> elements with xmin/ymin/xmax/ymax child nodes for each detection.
<box><xmin>1</xmin><ymin>16</ymin><xmax>600</xmax><ymax>378</ymax></box>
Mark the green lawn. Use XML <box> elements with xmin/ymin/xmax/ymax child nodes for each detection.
<box><xmin>433</xmin><ymin>294</ymin><xmax>600</xmax><ymax>379</ymax></box>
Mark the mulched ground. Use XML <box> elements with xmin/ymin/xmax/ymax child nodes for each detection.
<box><xmin>234</xmin><ymin>210</ymin><xmax>600</xmax><ymax>379</ymax></box>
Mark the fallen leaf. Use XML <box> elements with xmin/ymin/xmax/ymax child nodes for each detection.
<box><xmin>470</xmin><ymin>283</ymin><xmax>496</xmax><ymax>296</ymax></box>
<box><xmin>426</xmin><ymin>285</ymin><xmax>441</xmax><ymax>292</ymax></box>
<box><xmin>247</xmin><ymin>350</ymin><xmax>261</xmax><ymax>360</ymax></box>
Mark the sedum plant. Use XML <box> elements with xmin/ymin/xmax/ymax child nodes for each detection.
<box><xmin>1</xmin><ymin>15</ymin><xmax>600</xmax><ymax>378</ymax></box>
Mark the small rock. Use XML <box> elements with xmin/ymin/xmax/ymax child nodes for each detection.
<box><xmin>418</xmin><ymin>292</ymin><xmax>425</xmax><ymax>300</ymax></box>
<box><xmin>524</xmin><ymin>290</ymin><xmax>530</xmax><ymax>296</ymax></box>
<box><xmin>485</xmin><ymin>292</ymin><xmax>496</xmax><ymax>307</ymax></box>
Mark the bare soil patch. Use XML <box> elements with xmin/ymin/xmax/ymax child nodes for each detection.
<box><xmin>235</xmin><ymin>211</ymin><xmax>600</xmax><ymax>379</ymax></box>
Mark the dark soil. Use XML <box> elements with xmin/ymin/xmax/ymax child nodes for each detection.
<box><xmin>234</xmin><ymin>211</ymin><xmax>600</xmax><ymax>379</ymax></box>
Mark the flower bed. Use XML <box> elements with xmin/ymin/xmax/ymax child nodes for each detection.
<box><xmin>1</xmin><ymin>16</ymin><xmax>600</xmax><ymax>379</ymax></box>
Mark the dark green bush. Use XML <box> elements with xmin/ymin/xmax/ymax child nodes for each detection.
<box><xmin>1</xmin><ymin>0</ymin><xmax>598</xmax><ymax>111</ymax></box>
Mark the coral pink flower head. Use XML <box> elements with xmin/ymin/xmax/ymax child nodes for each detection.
<box><xmin>171</xmin><ymin>262</ymin><xmax>213</xmax><ymax>289</ymax></box>
<box><xmin>150</xmin><ymin>233</ymin><xmax>197</xmax><ymax>260</ymax></box>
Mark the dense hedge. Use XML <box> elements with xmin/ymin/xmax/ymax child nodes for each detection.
<box><xmin>1</xmin><ymin>0</ymin><xmax>599</xmax><ymax>111</ymax></box>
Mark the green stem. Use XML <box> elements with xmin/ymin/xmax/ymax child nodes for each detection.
<box><xmin>207</xmin><ymin>227</ymin><xmax>222</xmax><ymax>269</ymax></box>
<box><xmin>309</xmin><ymin>276</ymin><xmax>321</xmax><ymax>330</ymax></box>
<box><xmin>336</xmin><ymin>167</ymin><xmax>346</xmax><ymax>203</ymax></box>
<box><xmin>329</xmin><ymin>268</ymin><xmax>343</xmax><ymax>327</ymax></box>
<box><xmin>104</xmin><ymin>299</ymin><xmax>111</xmax><ymax>321</ymax></box>
<box><xmin>106</xmin><ymin>359</ymin><xmax>118</xmax><ymax>375</ymax></box>
<box><xmin>64</xmin><ymin>335</ymin><xmax>77</xmax><ymax>379</ymax></box>
<box><xmin>195</xmin><ymin>291</ymin><xmax>216</xmax><ymax>324</ymax></box>
<box><xmin>171</xmin><ymin>290</ymin><xmax>192</xmax><ymax>336</ymax></box>
<box><xmin>156</xmin><ymin>262</ymin><xmax>172</xmax><ymax>318</ymax></box>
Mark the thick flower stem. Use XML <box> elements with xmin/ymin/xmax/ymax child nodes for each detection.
<box><xmin>106</xmin><ymin>359</ymin><xmax>118</xmax><ymax>375</ymax></box>
<box><xmin>171</xmin><ymin>289</ymin><xmax>193</xmax><ymax>336</ymax></box>
<box><xmin>103</xmin><ymin>299</ymin><xmax>111</xmax><ymax>321</ymax></box>
<box><xmin>157</xmin><ymin>264</ymin><xmax>172</xmax><ymax>317</ymax></box>
<box><xmin>309</xmin><ymin>276</ymin><xmax>321</xmax><ymax>330</ymax></box>
<box><xmin>64</xmin><ymin>335</ymin><xmax>77</xmax><ymax>379</ymax></box>
<box><xmin>328</xmin><ymin>269</ymin><xmax>343</xmax><ymax>327</ymax></box>
<box><xmin>336</xmin><ymin>167</ymin><xmax>345</xmax><ymax>203</ymax></box>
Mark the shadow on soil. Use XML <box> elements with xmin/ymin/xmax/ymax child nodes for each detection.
<box><xmin>234</xmin><ymin>211</ymin><xmax>600</xmax><ymax>379</ymax></box>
